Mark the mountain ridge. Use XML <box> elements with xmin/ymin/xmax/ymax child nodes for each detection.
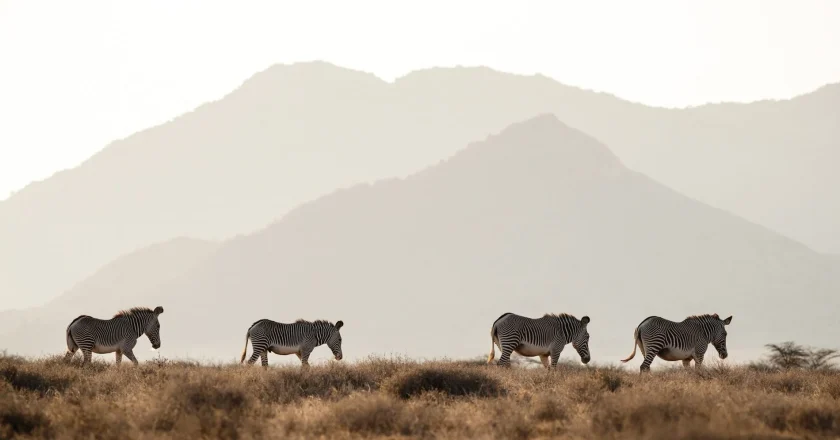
<box><xmin>3</xmin><ymin>115</ymin><xmax>834</xmax><ymax>364</ymax></box>
<box><xmin>1</xmin><ymin>61</ymin><xmax>838</xmax><ymax>310</ymax></box>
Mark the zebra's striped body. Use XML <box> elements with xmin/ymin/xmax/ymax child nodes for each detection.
<box><xmin>621</xmin><ymin>314</ymin><xmax>732</xmax><ymax>372</ymax></box>
<box><xmin>240</xmin><ymin>318</ymin><xmax>344</xmax><ymax>367</ymax></box>
<box><xmin>487</xmin><ymin>312</ymin><xmax>591</xmax><ymax>368</ymax></box>
<box><xmin>64</xmin><ymin>306</ymin><xmax>164</xmax><ymax>366</ymax></box>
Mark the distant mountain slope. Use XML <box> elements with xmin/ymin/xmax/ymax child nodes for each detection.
<box><xmin>1</xmin><ymin>62</ymin><xmax>838</xmax><ymax>309</ymax></box>
<box><xmin>4</xmin><ymin>115</ymin><xmax>836</xmax><ymax>364</ymax></box>
<box><xmin>0</xmin><ymin>237</ymin><xmax>217</xmax><ymax>345</ymax></box>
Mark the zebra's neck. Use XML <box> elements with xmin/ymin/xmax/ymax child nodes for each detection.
<box><xmin>688</xmin><ymin>318</ymin><xmax>717</xmax><ymax>343</ymax></box>
<box><xmin>117</xmin><ymin>313</ymin><xmax>152</xmax><ymax>338</ymax></box>
<box><xmin>546</xmin><ymin>316</ymin><xmax>580</xmax><ymax>342</ymax></box>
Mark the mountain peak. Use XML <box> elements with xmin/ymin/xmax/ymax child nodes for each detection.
<box><xmin>444</xmin><ymin>114</ymin><xmax>625</xmax><ymax>180</ymax></box>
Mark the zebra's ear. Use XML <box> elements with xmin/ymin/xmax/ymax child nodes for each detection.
<box><xmin>335</xmin><ymin>320</ymin><xmax>344</xmax><ymax>330</ymax></box>
<box><xmin>154</xmin><ymin>306</ymin><xmax>164</xmax><ymax>315</ymax></box>
<box><xmin>722</xmin><ymin>316</ymin><xmax>732</xmax><ymax>325</ymax></box>
<box><xmin>580</xmin><ymin>316</ymin><xmax>590</xmax><ymax>325</ymax></box>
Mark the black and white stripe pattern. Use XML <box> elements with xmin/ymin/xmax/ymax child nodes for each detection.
<box><xmin>621</xmin><ymin>313</ymin><xmax>732</xmax><ymax>372</ymax></box>
<box><xmin>64</xmin><ymin>306</ymin><xmax>164</xmax><ymax>366</ymax></box>
<box><xmin>487</xmin><ymin>312</ymin><xmax>591</xmax><ymax>368</ymax></box>
<box><xmin>240</xmin><ymin>318</ymin><xmax>344</xmax><ymax>367</ymax></box>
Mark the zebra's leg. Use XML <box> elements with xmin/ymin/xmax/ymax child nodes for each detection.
<box><xmin>694</xmin><ymin>346</ymin><xmax>707</xmax><ymax>369</ymax></box>
<box><xmin>682</xmin><ymin>359</ymin><xmax>691</xmax><ymax>369</ymax></box>
<box><xmin>539</xmin><ymin>354</ymin><xmax>549</xmax><ymax>369</ymax></box>
<box><xmin>549</xmin><ymin>345</ymin><xmax>563</xmax><ymax>368</ymax></box>
<box><xmin>639</xmin><ymin>344</ymin><xmax>660</xmax><ymax>373</ymax></box>
<box><xmin>122</xmin><ymin>340</ymin><xmax>139</xmax><ymax>366</ymax></box>
<box><xmin>123</xmin><ymin>349</ymin><xmax>139</xmax><ymax>366</ymax></box>
<box><xmin>82</xmin><ymin>349</ymin><xmax>93</xmax><ymax>366</ymax></box>
<box><xmin>299</xmin><ymin>347</ymin><xmax>314</xmax><ymax>368</ymax></box>
<box><xmin>260</xmin><ymin>350</ymin><xmax>268</xmax><ymax>368</ymax></box>
<box><xmin>497</xmin><ymin>343</ymin><xmax>515</xmax><ymax>367</ymax></box>
<box><xmin>115</xmin><ymin>349</ymin><xmax>123</xmax><ymax>367</ymax></box>
<box><xmin>247</xmin><ymin>349</ymin><xmax>263</xmax><ymax>365</ymax></box>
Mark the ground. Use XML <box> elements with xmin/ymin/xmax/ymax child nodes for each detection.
<box><xmin>1</xmin><ymin>353</ymin><xmax>839</xmax><ymax>439</ymax></box>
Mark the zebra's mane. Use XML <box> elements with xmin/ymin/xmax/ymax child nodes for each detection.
<box><xmin>544</xmin><ymin>313</ymin><xmax>577</xmax><ymax>321</ymax></box>
<box><xmin>295</xmin><ymin>319</ymin><xmax>335</xmax><ymax>327</ymax></box>
<box><xmin>686</xmin><ymin>313</ymin><xmax>719</xmax><ymax>321</ymax></box>
<box><xmin>113</xmin><ymin>307</ymin><xmax>154</xmax><ymax>318</ymax></box>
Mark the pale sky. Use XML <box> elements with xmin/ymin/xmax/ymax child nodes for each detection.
<box><xmin>1</xmin><ymin>0</ymin><xmax>838</xmax><ymax>200</ymax></box>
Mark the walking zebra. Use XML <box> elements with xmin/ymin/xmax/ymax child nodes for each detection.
<box><xmin>487</xmin><ymin>312</ymin><xmax>591</xmax><ymax>368</ymax></box>
<box><xmin>240</xmin><ymin>318</ymin><xmax>344</xmax><ymax>367</ymax></box>
<box><xmin>64</xmin><ymin>306</ymin><xmax>164</xmax><ymax>366</ymax></box>
<box><xmin>621</xmin><ymin>313</ymin><xmax>732</xmax><ymax>372</ymax></box>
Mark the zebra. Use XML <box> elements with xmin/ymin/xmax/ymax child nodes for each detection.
<box><xmin>240</xmin><ymin>318</ymin><xmax>344</xmax><ymax>367</ymax></box>
<box><xmin>621</xmin><ymin>313</ymin><xmax>732</xmax><ymax>372</ymax></box>
<box><xmin>487</xmin><ymin>312</ymin><xmax>591</xmax><ymax>368</ymax></box>
<box><xmin>64</xmin><ymin>306</ymin><xmax>164</xmax><ymax>366</ymax></box>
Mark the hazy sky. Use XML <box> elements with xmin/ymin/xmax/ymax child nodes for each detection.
<box><xmin>1</xmin><ymin>0</ymin><xmax>838</xmax><ymax>200</ymax></box>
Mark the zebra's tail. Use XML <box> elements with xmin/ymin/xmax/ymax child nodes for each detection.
<box><xmin>65</xmin><ymin>315</ymin><xmax>85</xmax><ymax>352</ymax></box>
<box><xmin>621</xmin><ymin>326</ymin><xmax>641</xmax><ymax>363</ymax></box>
<box><xmin>240</xmin><ymin>327</ymin><xmax>251</xmax><ymax>364</ymax></box>
<box><xmin>487</xmin><ymin>325</ymin><xmax>497</xmax><ymax>364</ymax></box>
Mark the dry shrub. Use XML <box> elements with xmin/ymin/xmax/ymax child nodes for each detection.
<box><xmin>257</xmin><ymin>362</ymin><xmax>384</xmax><ymax>403</ymax></box>
<box><xmin>50</xmin><ymin>399</ymin><xmax>133</xmax><ymax>440</ymax></box>
<box><xmin>752</xmin><ymin>400</ymin><xmax>840</xmax><ymax>436</ymax></box>
<box><xmin>598</xmin><ymin>367</ymin><xmax>626</xmax><ymax>392</ymax></box>
<box><xmin>531</xmin><ymin>395</ymin><xmax>568</xmax><ymax>422</ymax></box>
<box><xmin>1</xmin><ymin>356</ymin><xmax>839</xmax><ymax>439</ymax></box>
<box><xmin>153</xmin><ymin>376</ymin><xmax>256</xmax><ymax>439</ymax></box>
<box><xmin>591</xmin><ymin>392</ymin><xmax>715</xmax><ymax>438</ymax></box>
<box><xmin>763</xmin><ymin>374</ymin><xmax>809</xmax><ymax>394</ymax></box>
<box><xmin>385</xmin><ymin>364</ymin><xmax>502</xmax><ymax>399</ymax></box>
<box><xmin>826</xmin><ymin>379</ymin><xmax>840</xmax><ymax>400</ymax></box>
<box><xmin>0</xmin><ymin>364</ymin><xmax>73</xmax><ymax>395</ymax></box>
<box><xmin>321</xmin><ymin>394</ymin><xmax>441</xmax><ymax>437</ymax></box>
<box><xmin>0</xmin><ymin>398</ymin><xmax>51</xmax><ymax>438</ymax></box>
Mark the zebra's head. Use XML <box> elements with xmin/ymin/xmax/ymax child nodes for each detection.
<box><xmin>145</xmin><ymin>306</ymin><xmax>164</xmax><ymax>349</ymax></box>
<box><xmin>326</xmin><ymin>320</ymin><xmax>344</xmax><ymax>361</ymax></box>
<box><xmin>572</xmin><ymin>316</ymin><xmax>591</xmax><ymax>364</ymax></box>
<box><xmin>711</xmin><ymin>314</ymin><xmax>732</xmax><ymax>359</ymax></box>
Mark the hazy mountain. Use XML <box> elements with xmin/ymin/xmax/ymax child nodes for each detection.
<box><xmin>0</xmin><ymin>237</ymin><xmax>217</xmax><ymax>339</ymax></box>
<box><xmin>3</xmin><ymin>115</ymin><xmax>836</xmax><ymax>365</ymax></box>
<box><xmin>1</xmin><ymin>62</ymin><xmax>837</xmax><ymax>310</ymax></box>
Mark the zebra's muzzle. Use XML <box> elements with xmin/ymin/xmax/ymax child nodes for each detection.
<box><xmin>335</xmin><ymin>353</ymin><xmax>343</xmax><ymax>361</ymax></box>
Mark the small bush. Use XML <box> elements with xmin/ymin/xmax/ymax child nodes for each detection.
<box><xmin>385</xmin><ymin>365</ymin><xmax>502</xmax><ymax>399</ymax></box>
<box><xmin>155</xmin><ymin>377</ymin><xmax>255</xmax><ymax>439</ymax></box>
<box><xmin>598</xmin><ymin>368</ymin><xmax>625</xmax><ymax>392</ymax></box>
<box><xmin>0</xmin><ymin>365</ymin><xmax>73</xmax><ymax>395</ymax></box>
<box><xmin>531</xmin><ymin>395</ymin><xmax>568</xmax><ymax>422</ymax></box>
<box><xmin>0</xmin><ymin>400</ymin><xmax>51</xmax><ymax>437</ymax></box>
<box><xmin>258</xmin><ymin>362</ymin><xmax>384</xmax><ymax>403</ymax></box>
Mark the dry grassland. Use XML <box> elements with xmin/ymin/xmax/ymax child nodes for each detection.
<box><xmin>2</xmin><ymin>354</ymin><xmax>839</xmax><ymax>439</ymax></box>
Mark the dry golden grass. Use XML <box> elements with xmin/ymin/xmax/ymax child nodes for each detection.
<box><xmin>2</xmin><ymin>353</ymin><xmax>839</xmax><ymax>439</ymax></box>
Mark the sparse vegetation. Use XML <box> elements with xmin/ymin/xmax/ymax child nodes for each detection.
<box><xmin>2</xmin><ymin>353</ymin><xmax>840</xmax><ymax>439</ymax></box>
<box><xmin>755</xmin><ymin>341</ymin><xmax>840</xmax><ymax>371</ymax></box>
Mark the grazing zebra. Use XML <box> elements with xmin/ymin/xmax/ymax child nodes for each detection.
<box><xmin>64</xmin><ymin>306</ymin><xmax>164</xmax><ymax>366</ymax></box>
<box><xmin>621</xmin><ymin>313</ymin><xmax>732</xmax><ymax>372</ymax></box>
<box><xmin>240</xmin><ymin>318</ymin><xmax>344</xmax><ymax>367</ymax></box>
<box><xmin>487</xmin><ymin>312</ymin><xmax>591</xmax><ymax>368</ymax></box>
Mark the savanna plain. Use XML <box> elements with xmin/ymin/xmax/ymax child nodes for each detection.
<box><xmin>2</xmin><ymin>353</ymin><xmax>840</xmax><ymax>440</ymax></box>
